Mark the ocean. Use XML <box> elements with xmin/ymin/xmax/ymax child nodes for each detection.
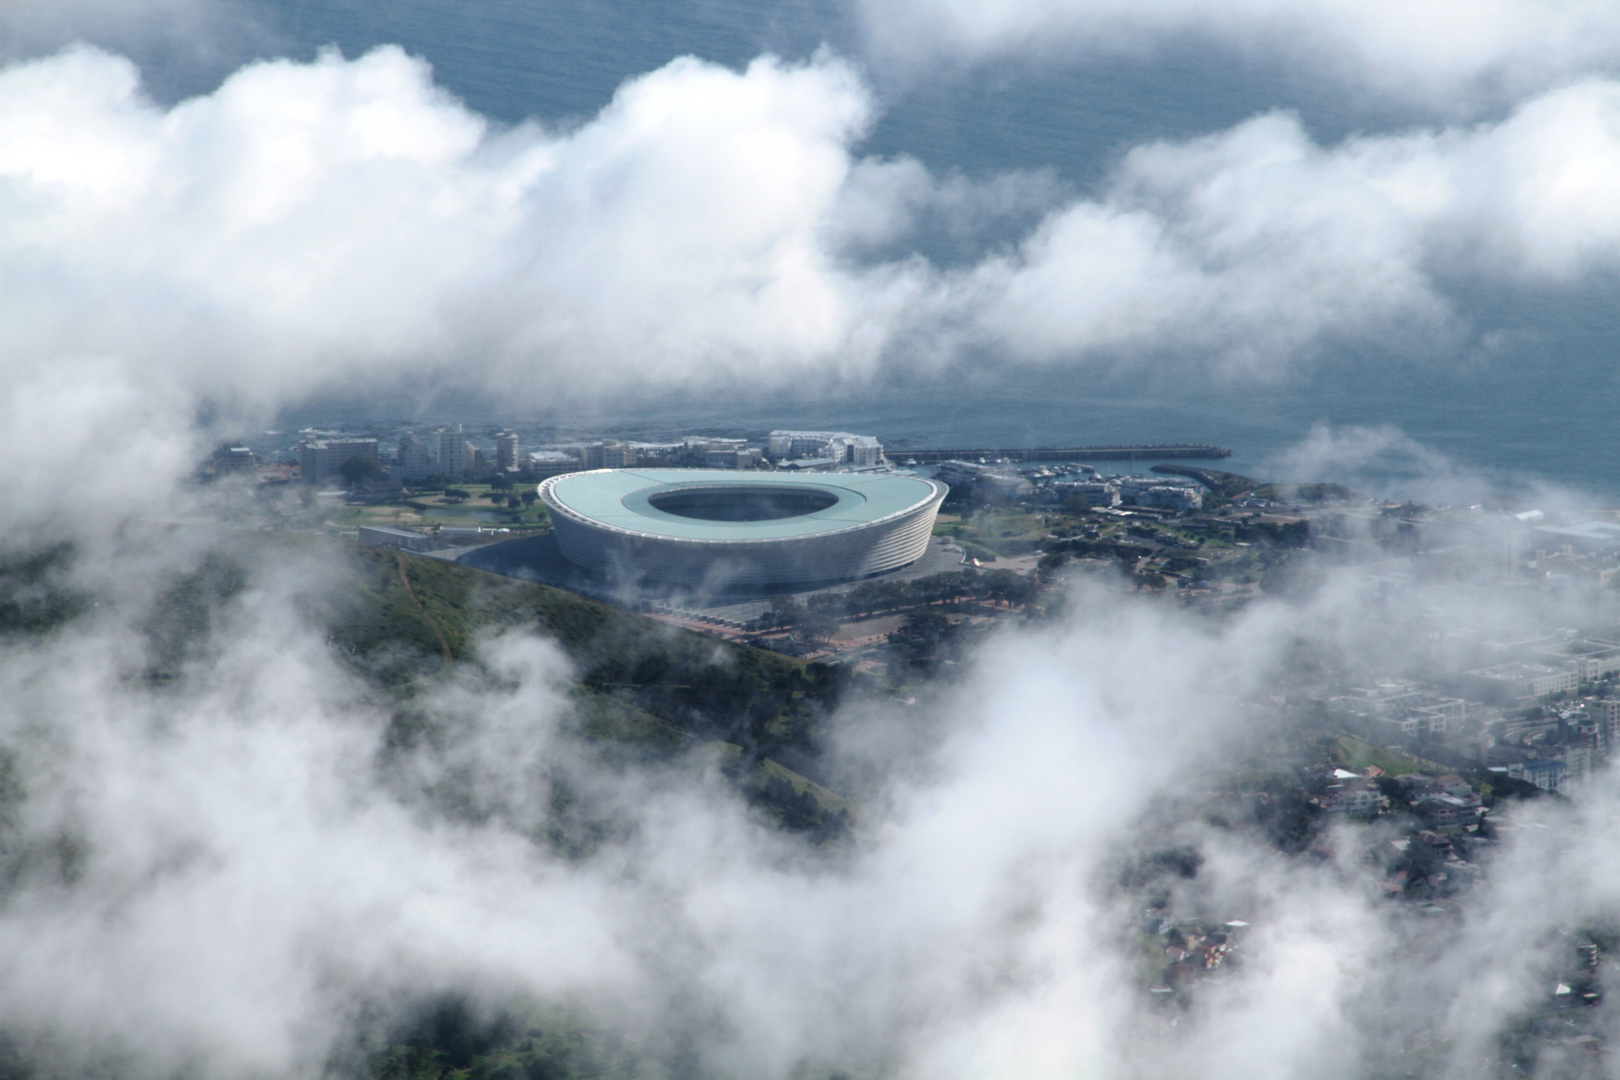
<box><xmin>211</xmin><ymin>2</ymin><xmax>1620</xmax><ymax>499</ymax></box>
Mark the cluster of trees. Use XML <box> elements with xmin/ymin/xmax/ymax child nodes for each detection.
<box><xmin>338</xmin><ymin>456</ymin><xmax>382</xmax><ymax>487</ymax></box>
<box><xmin>745</xmin><ymin>569</ymin><xmax>1036</xmax><ymax>638</ymax></box>
<box><xmin>746</xmin><ymin>596</ymin><xmax>840</xmax><ymax>644</ymax></box>
<box><xmin>886</xmin><ymin>608</ymin><xmax>963</xmax><ymax>670</ymax></box>
<box><xmin>1233</xmin><ymin>518</ymin><xmax>1311</xmax><ymax>548</ymax></box>
<box><xmin>1046</xmin><ymin>537</ymin><xmax>1153</xmax><ymax>563</ymax></box>
<box><xmin>834</xmin><ymin>568</ymin><xmax>1034</xmax><ymax>618</ymax></box>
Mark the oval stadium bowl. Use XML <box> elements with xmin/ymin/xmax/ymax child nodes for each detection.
<box><xmin>538</xmin><ymin>469</ymin><xmax>948</xmax><ymax>588</ymax></box>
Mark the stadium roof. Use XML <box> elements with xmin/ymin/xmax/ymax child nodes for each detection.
<box><xmin>542</xmin><ymin>469</ymin><xmax>945</xmax><ymax>541</ymax></box>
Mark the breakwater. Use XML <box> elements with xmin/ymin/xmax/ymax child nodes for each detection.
<box><xmin>896</xmin><ymin>444</ymin><xmax>1232</xmax><ymax>463</ymax></box>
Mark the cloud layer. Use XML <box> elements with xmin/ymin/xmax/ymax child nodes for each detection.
<box><xmin>857</xmin><ymin>0</ymin><xmax>1620</xmax><ymax>107</ymax></box>
<box><xmin>9</xmin><ymin>44</ymin><xmax>1620</xmax><ymax>428</ymax></box>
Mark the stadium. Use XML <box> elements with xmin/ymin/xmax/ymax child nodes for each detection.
<box><xmin>539</xmin><ymin>469</ymin><xmax>948</xmax><ymax>587</ymax></box>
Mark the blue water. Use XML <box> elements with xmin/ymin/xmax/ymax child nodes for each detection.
<box><xmin>84</xmin><ymin>0</ymin><xmax>1620</xmax><ymax>499</ymax></box>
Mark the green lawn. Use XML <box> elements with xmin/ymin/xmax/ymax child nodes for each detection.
<box><xmin>933</xmin><ymin>507</ymin><xmax>1051</xmax><ymax>557</ymax></box>
<box><xmin>1330</xmin><ymin>733</ymin><xmax>1432</xmax><ymax>776</ymax></box>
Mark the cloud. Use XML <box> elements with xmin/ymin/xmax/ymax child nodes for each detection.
<box><xmin>0</xmin><ymin>532</ymin><xmax>1313</xmax><ymax>1079</ymax></box>
<box><xmin>856</xmin><ymin>0</ymin><xmax>1620</xmax><ymax>108</ymax></box>
<box><xmin>0</xmin><ymin>45</ymin><xmax>911</xmax><ymax>412</ymax></box>
<box><xmin>952</xmin><ymin>82</ymin><xmax>1620</xmax><ymax>371</ymax></box>
<box><xmin>11</xmin><ymin>44</ymin><xmax>1620</xmax><ymax>533</ymax></box>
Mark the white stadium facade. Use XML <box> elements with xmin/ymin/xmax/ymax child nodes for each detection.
<box><xmin>538</xmin><ymin>469</ymin><xmax>948</xmax><ymax>587</ymax></box>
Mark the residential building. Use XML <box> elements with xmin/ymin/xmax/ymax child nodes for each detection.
<box><xmin>1462</xmin><ymin>662</ymin><xmax>1580</xmax><ymax>701</ymax></box>
<box><xmin>496</xmin><ymin>431</ymin><xmax>520</xmax><ymax>472</ymax></box>
<box><xmin>213</xmin><ymin>445</ymin><xmax>256</xmax><ymax>473</ymax></box>
<box><xmin>1508</xmin><ymin>758</ymin><xmax>1568</xmax><ymax>792</ymax></box>
<box><xmin>434</xmin><ymin>426</ymin><xmax>464</xmax><ymax>480</ymax></box>
<box><xmin>766</xmin><ymin>430</ymin><xmax>883</xmax><ymax>466</ymax></box>
<box><xmin>704</xmin><ymin>448</ymin><xmax>740</xmax><ymax>469</ymax></box>
<box><xmin>396</xmin><ymin>433</ymin><xmax>431</xmax><ymax>481</ymax></box>
<box><xmin>526</xmin><ymin>450</ymin><xmax>580</xmax><ymax>480</ymax></box>
<box><xmin>1328</xmin><ymin>683</ymin><xmax>1466</xmax><ymax>736</ymax></box>
<box><xmin>299</xmin><ymin>437</ymin><xmax>378</xmax><ymax>485</ymax></box>
<box><xmin>1413</xmin><ymin>794</ymin><xmax>1478</xmax><ymax>828</ymax></box>
<box><xmin>1592</xmin><ymin>698</ymin><xmax>1620</xmax><ymax>745</ymax></box>
<box><xmin>1563</xmin><ymin>744</ymin><xmax>1594</xmax><ymax>782</ymax></box>
<box><xmin>1322</xmin><ymin>775</ymin><xmax>1386</xmax><ymax>814</ymax></box>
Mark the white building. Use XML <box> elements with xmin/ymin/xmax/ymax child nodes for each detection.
<box><xmin>434</xmin><ymin>426</ymin><xmax>464</xmax><ymax>481</ymax></box>
<box><xmin>1463</xmin><ymin>662</ymin><xmax>1580</xmax><ymax>701</ymax></box>
<box><xmin>1133</xmin><ymin>484</ymin><xmax>1204</xmax><ymax>511</ymax></box>
<box><xmin>602</xmin><ymin>441</ymin><xmax>637</xmax><ymax>468</ymax></box>
<box><xmin>1328</xmin><ymin>683</ymin><xmax>1466</xmax><ymax>736</ymax></box>
<box><xmin>1508</xmin><ymin>758</ymin><xmax>1568</xmax><ymax>791</ymax></box>
<box><xmin>1112</xmin><ymin>474</ymin><xmax>1203</xmax><ymax>511</ymax></box>
<box><xmin>767</xmin><ymin>430</ymin><xmax>883</xmax><ymax>467</ymax></box>
<box><xmin>1533</xmin><ymin>639</ymin><xmax>1620</xmax><ymax>681</ymax></box>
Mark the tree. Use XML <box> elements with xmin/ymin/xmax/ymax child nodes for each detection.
<box><xmin>520</xmin><ymin>490</ymin><xmax>537</xmax><ymax>507</ymax></box>
<box><xmin>338</xmin><ymin>455</ymin><xmax>381</xmax><ymax>488</ymax></box>
<box><xmin>799</xmin><ymin>613</ymin><xmax>840</xmax><ymax>648</ymax></box>
<box><xmin>888</xmin><ymin>609</ymin><xmax>957</xmax><ymax>668</ymax></box>
<box><xmin>1059</xmin><ymin>494</ymin><xmax>1091</xmax><ymax>516</ymax></box>
<box><xmin>806</xmin><ymin>592</ymin><xmax>843</xmax><ymax>616</ymax></box>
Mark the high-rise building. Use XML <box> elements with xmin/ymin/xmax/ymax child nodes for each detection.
<box><xmin>601</xmin><ymin>440</ymin><xmax>636</xmax><ymax>468</ymax></box>
<box><xmin>496</xmin><ymin>431</ymin><xmax>520</xmax><ymax>471</ymax></box>
<box><xmin>434</xmin><ymin>426</ymin><xmax>464</xmax><ymax>480</ymax></box>
<box><xmin>397</xmin><ymin>433</ymin><xmax>431</xmax><ymax>481</ymax></box>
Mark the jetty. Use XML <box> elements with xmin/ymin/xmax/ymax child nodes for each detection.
<box><xmin>896</xmin><ymin>444</ymin><xmax>1232</xmax><ymax>464</ymax></box>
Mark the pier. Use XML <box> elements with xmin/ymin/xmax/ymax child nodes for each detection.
<box><xmin>894</xmin><ymin>444</ymin><xmax>1232</xmax><ymax>463</ymax></box>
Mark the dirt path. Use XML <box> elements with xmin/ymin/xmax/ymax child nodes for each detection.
<box><xmin>396</xmin><ymin>553</ymin><xmax>453</xmax><ymax>666</ymax></box>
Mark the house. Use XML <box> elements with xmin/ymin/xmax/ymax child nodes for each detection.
<box><xmin>1321</xmin><ymin>775</ymin><xmax>1386</xmax><ymax>814</ymax></box>
<box><xmin>1413</xmin><ymin>794</ymin><xmax>1478</xmax><ymax>828</ymax></box>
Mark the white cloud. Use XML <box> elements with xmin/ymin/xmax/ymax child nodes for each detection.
<box><xmin>857</xmin><ymin>0</ymin><xmax>1620</xmax><ymax>107</ymax></box>
<box><xmin>954</xmin><ymin>83</ymin><xmax>1620</xmax><ymax>370</ymax></box>
<box><xmin>0</xmin><ymin>45</ymin><xmax>907</xmax><ymax>410</ymax></box>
